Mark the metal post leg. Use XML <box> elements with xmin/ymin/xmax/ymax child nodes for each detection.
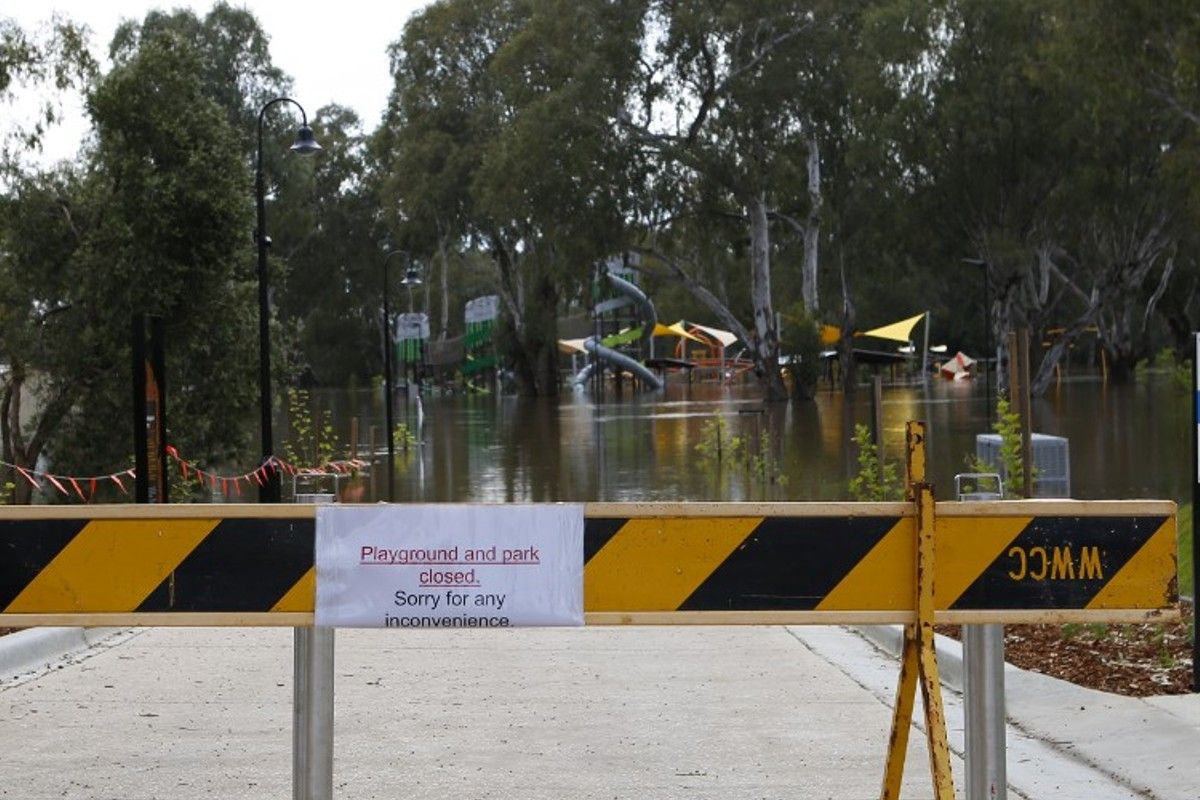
<box><xmin>294</xmin><ymin>626</ymin><xmax>335</xmax><ymax>800</ymax></box>
<box><xmin>964</xmin><ymin>624</ymin><xmax>1007</xmax><ymax>800</ymax></box>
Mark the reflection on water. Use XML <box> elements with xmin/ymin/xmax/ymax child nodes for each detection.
<box><xmin>312</xmin><ymin>373</ymin><xmax>1190</xmax><ymax>505</ymax></box>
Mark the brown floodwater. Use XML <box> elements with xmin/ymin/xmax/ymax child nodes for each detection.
<box><xmin>308</xmin><ymin>371</ymin><xmax>1190</xmax><ymax>506</ymax></box>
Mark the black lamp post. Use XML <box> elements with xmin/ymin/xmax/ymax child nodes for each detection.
<box><xmin>256</xmin><ymin>97</ymin><xmax>321</xmax><ymax>503</ymax></box>
<box><xmin>963</xmin><ymin>257</ymin><xmax>992</xmax><ymax>428</ymax></box>
<box><xmin>401</xmin><ymin>261</ymin><xmax>424</xmax><ymax>389</ymax></box>
<box><xmin>381</xmin><ymin>250</ymin><xmax>411</xmax><ymax>502</ymax></box>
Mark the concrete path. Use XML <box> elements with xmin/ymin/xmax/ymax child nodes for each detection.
<box><xmin>0</xmin><ymin>624</ymin><xmax>1195</xmax><ymax>799</ymax></box>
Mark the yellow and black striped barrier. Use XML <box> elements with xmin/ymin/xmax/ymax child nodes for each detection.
<box><xmin>0</xmin><ymin>499</ymin><xmax>1176</xmax><ymax>627</ymax></box>
<box><xmin>584</xmin><ymin>500</ymin><xmax>1176</xmax><ymax>625</ymax></box>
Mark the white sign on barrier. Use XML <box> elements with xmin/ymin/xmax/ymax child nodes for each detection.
<box><xmin>315</xmin><ymin>504</ymin><xmax>584</xmax><ymax>628</ymax></box>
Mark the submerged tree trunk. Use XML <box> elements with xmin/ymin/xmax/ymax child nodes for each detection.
<box><xmin>802</xmin><ymin>133</ymin><xmax>821</xmax><ymax>314</ymax></box>
<box><xmin>437</xmin><ymin>235</ymin><xmax>451</xmax><ymax>341</ymax></box>
<box><xmin>1030</xmin><ymin>319</ymin><xmax>1092</xmax><ymax>397</ymax></box>
<box><xmin>748</xmin><ymin>194</ymin><xmax>788</xmax><ymax>401</ymax></box>
<box><xmin>837</xmin><ymin>250</ymin><xmax>857</xmax><ymax>394</ymax></box>
<box><xmin>495</xmin><ymin>242</ymin><xmax>560</xmax><ymax>398</ymax></box>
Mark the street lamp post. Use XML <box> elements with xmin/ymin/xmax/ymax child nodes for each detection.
<box><xmin>381</xmin><ymin>250</ymin><xmax>411</xmax><ymax>502</ymax></box>
<box><xmin>401</xmin><ymin>261</ymin><xmax>423</xmax><ymax>389</ymax></box>
<box><xmin>963</xmin><ymin>257</ymin><xmax>992</xmax><ymax>429</ymax></box>
<box><xmin>255</xmin><ymin>97</ymin><xmax>320</xmax><ymax>503</ymax></box>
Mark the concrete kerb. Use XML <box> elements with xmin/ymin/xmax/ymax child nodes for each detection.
<box><xmin>853</xmin><ymin>624</ymin><xmax>1200</xmax><ymax>800</ymax></box>
<box><xmin>0</xmin><ymin>627</ymin><xmax>127</xmax><ymax>683</ymax></box>
<box><xmin>855</xmin><ymin>625</ymin><xmax>965</xmax><ymax>691</ymax></box>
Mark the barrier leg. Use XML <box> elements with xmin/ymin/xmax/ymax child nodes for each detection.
<box><xmin>881</xmin><ymin>625</ymin><xmax>919</xmax><ymax>798</ymax></box>
<box><xmin>294</xmin><ymin>626</ymin><xmax>335</xmax><ymax>800</ymax></box>
<box><xmin>881</xmin><ymin>423</ymin><xmax>956</xmax><ymax>800</ymax></box>
<box><xmin>914</xmin><ymin>481</ymin><xmax>955</xmax><ymax>798</ymax></box>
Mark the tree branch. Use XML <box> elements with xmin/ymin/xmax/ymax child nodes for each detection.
<box><xmin>631</xmin><ymin>245</ymin><xmax>754</xmax><ymax>347</ymax></box>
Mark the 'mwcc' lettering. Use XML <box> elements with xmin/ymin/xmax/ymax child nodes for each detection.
<box><xmin>1007</xmin><ymin>546</ymin><xmax>1103</xmax><ymax>581</ymax></box>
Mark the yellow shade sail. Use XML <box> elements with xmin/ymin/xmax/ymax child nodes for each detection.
<box><xmin>688</xmin><ymin>323</ymin><xmax>739</xmax><ymax>347</ymax></box>
<box><xmin>661</xmin><ymin>322</ymin><xmax>708</xmax><ymax>344</ymax></box>
<box><xmin>558</xmin><ymin>338</ymin><xmax>589</xmax><ymax>354</ymax></box>
<box><xmin>858</xmin><ymin>312</ymin><xmax>928</xmax><ymax>343</ymax></box>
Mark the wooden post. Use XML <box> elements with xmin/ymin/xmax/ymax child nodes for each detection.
<box><xmin>131</xmin><ymin>315</ymin><xmax>168</xmax><ymax>503</ymax></box>
<box><xmin>368</xmin><ymin>425</ymin><xmax>379</xmax><ymax>501</ymax></box>
<box><xmin>872</xmin><ymin>376</ymin><xmax>885</xmax><ymax>483</ymax></box>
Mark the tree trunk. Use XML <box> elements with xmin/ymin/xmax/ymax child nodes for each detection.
<box><xmin>501</xmin><ymin>268</ymin><xmax>559</xmax><ymax>398</ymax></box>
<box><xmin>837</xmin><ymin>249</ymin><xmax>857</xmax><ymax>394</ymax></box>
<box><xmin>2</xmin><ymin>366</ymin><xmax>38</xmax><ymax>504</ymax></box>
<box><xmin>437</xmin><ymin>236</ymin><xmax>451</xmax><ymax>341</ymax></box>
<box><xmin>802</xmin><ymin>133</ymin><xmax>821</xmax><ymax>314</ymax></box>
<box><xmin>1030</xmin><ymin>319</ymin><xmax>1091</xmax><ymax>397</ymax></box>
<box><xmin>748</xmin><ymin>194</ymin><xmax>787</xmax><ymax>401</ymax></box>
<box><xmin>532</xmin><ymin>272</ymin><xmax>560</xmax><ymax>397</ymax></box>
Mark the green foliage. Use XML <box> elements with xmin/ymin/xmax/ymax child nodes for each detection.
<box><xmin>381</xmin><ymin>0</ymin><xmax>642</xmax><ymax>396</ymax></box>
<box><xmin>275</xmin><ymin>104</ymin><xmax>384</xmax><ymax>386</ymax></box>
<box><xmin>1136</xmin><ymin>348</ymin><xmax>1191</xmax><ymax>392</ymax></box>
<box><xmin>695</xmin><ymin>416</ymin><xmax>744</xmax><ymax>467</ymax></box>
<box><xmin>848</xmin><ymin>424</ymin><xmax>901</xmax><ymax>502</ymax></box>
<box><xmin>283</xmin><ymin>388</ymin><xmax>340</xmax><ymax>468</ymax></box>
<box><xmin>779</xmin><ymin>304</ymin><xmax>823</xmax><ymax>401</ymax></box>
<box><xmin>1061</xmin><ymin>621</ymin><xmax>1110</xmax><ymax>641</ymax></box>
<box><xmin>747</xmin><ymin>431</ymin><xmax>788</xmax><ymax>491</ymax></box>
<box><xmin>694</xmin><ymin>416</ymin><xmax>787</xmax><ymax>499</ymax></box>
<box><xmin>167</xmin><ymin>457</ymin><xmax>206</xmax><ymax>503</ymax></box>
<box><xmin>394</xmin><ymin>422</ymin><xmax>417</xmax><ymax>451</ymax></box>
<box><xmin>967</xmin><ymin>395</ymin><xmax>1032</xmax><ymax>498</ymax></box>
<box><xmin>0</xmin><ymin>17</ymin><xmax>97</xmax><ymax>157</ymax></box>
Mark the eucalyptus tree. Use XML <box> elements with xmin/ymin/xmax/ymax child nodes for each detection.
<box><xmin>0</xmin><ymin>13</ymin><xmax>284</xmax><ymax>499</ymax></box>
<box><xmin>911</xmin><ymin>0</ymin><xmax>1196</xmax><ymax>392</ymax></box>
<box><xmin>107</xmin><ymin>2</ymin><xmax>291</xmax><ymax>161</ymax></box>
<box><xmin>383</xmin><ymin>0</ymin><xmax>642</xmax><ymax>396</ymax></box>
<box><xmin>0</xmin><ymin>15</ymin><xmax>96</xmax><ymax>164</ymax></box>
<box><xmin>273</xmin><ymin>104</ymin><xmax>386</xmax><ymax>385</ymax></box>
<box><xmin>377</xmin><ymin>0</ymin><xmax>515</xmax><ymax>351</ymax></box>
<box><xmin>1024</xmin><ymin>0</ymin><xmax>1196</xmax><ymax>388</ymax></box>
<box><xmin>0</xmin><ymin>16</ymin><xmax>96</xmax><ymax>499</ymax></box>
<box><xmin>903</xmin><ymin>0</ymin><xmax>1074</xmax><ymax>391</ymax></box>
<box><xmin>621</xmin><ymin>1</ymin><xmax>928</xmax><ymax>400</ymax></box>
<box><xmin>619</xmin><ymin>1</ymin><xmax>822</xmax><ymax>400</ymax></box>
<box><xmin>0</xmin><ymin>167</ymin><xmax>97</xmax><ymax>501</ymax></box>
<box><xmin>54</xmin><ymin>23</ymin><xmax>256</xmax><ymax>478</ymax></box>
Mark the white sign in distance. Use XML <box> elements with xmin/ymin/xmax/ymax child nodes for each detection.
<box><xmin>315</xmin><ymin>504</ymin><xmax>584</xmax><ymax>628</ymax></box>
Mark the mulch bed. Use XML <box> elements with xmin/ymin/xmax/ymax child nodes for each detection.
<box><xmin>938</xmin><ymin>602</ymin><xmax>1195</xmax><ymax>697</ymax></box>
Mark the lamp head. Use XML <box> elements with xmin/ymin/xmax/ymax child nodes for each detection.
<box><xmin>290</xmin><ymin>125</ymin><xmax>322</xmax><ymax>155</ymax></box>
<box><xmin>401</xmin><ymin>265</ymin><xmax>423</xmax><ymax>288</ymax></box>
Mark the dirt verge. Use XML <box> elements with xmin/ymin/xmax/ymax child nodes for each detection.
<box><xmin>939</xmin><ymin>603</ymin><xmax>1194</xmax><ymax>697</ymax></box>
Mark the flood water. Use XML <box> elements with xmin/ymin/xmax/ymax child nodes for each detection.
<box><xmin>308</xmin><ymin>372</ymin><xmax>1192</xmax><ymax>505</ymax></box>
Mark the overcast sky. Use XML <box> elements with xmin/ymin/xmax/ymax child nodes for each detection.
<box><xmin>6</xmin><ymin>0</ymin><xmax>431</xmax><ymax>163</ymax></box>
